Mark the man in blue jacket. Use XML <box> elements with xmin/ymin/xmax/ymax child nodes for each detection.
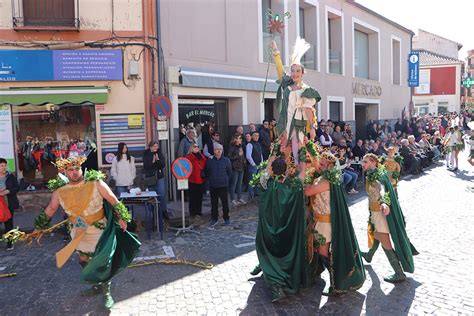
<box><xmin>205</xmin><ymin>143</ymin><xmax>232</xmax><ymax>226</ymax></box>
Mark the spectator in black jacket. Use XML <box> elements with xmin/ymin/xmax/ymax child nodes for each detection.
<box><xmin>205</xmin><ymin>143</ymin><xmax>232</xmax><ymax>226</ymax></box>
<box><xmin>394</xmin><ymin>118</ymin><xmax>402</xmax><ymax>134</ymax></box>
<box><xmin>228</xmin><ymin>133</ymin><xmax>246</xmax><ymax>206</ymax></box>
<box><xmin>352</xmin><ymin>139</ymin><xmax>366</xmax><ymax>160</ymax></box>
<box><xmin>143</xmin><ymin>141</ymin><xmax>169</xmax><ymax>219</ymax></box>
<box><xmin>258</xmin><ymin>120</ymin><xmax>271</xmax><ymax>160</ymax></box>
<box><xmin>0</xmin><ymin>158</ymin><xmax>20</xmax><ymax>250</ymax></box>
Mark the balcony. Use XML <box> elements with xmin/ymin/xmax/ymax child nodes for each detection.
<box><xmin>12</xmin><ymin>0</ymin><xmax>80</xmax><ymax>31</ymax></box>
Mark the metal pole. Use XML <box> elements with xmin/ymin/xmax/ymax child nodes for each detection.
<box><xmin>181</xmin><ymin>189</ymin><xmax>185</xmax><ymax>229</ymax></box>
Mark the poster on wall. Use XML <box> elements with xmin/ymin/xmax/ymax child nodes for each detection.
<box><xmin>0</xmin><ymin>105</ymin><xmax>15</xmax><ymax>171</ymax></box>
<box><xmin>100</xmin><ymin>113</ymin><xmax>146</xmax><ymax>165</ymax></box>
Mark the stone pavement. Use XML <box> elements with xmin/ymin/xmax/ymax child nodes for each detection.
<box><xmin>0</xmin><ymin>151</ymin><xmax>473</xmax><ymax>315</ymax></box>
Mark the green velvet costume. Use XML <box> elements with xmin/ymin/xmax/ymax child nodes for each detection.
<box><xmin>255</xmin><ymin>178</ymin><xmax>310</xmax><ymax>295</ymax></box>
<box><xmin>81</xmin><ymin>201</ymin><xmax>141</xmax><ymax>284</ymax></box>
<box><xmin>325</xmin><ymin>182</ymin><xmax>366</xmax><ymax>293</ymax></box>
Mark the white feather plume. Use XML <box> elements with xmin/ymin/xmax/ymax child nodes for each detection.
<box><xmin>290</xmin><ymin>36</ymin><xmax>311</xmax><ymax>65</ymax></box>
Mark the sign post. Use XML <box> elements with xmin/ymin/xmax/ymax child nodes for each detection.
<box><xmin>408</xmin><ymin>52</ymin><xmax>420</xmax><ymax>87</ymax></box>
<box><xmin>170</xmin><ymin>158</ymin><xmax>201</xmax><ymax>236</ymax></box>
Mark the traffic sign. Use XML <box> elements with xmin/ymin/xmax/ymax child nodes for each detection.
<box><xmin>151</xmin><ymin>95</ymin><xmax>172</xmax><ymax>120</ymax></box>
<box><xmin>171</xmin><ymin>157</ymin><xmax>193</xmax><ymax>180</ymax></box>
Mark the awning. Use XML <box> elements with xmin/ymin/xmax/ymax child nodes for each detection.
<box><xmin>0</xmin><ymin>86</ymin><xmax>109</xmax><ymax>105</ymax></box>
<box><xmin>180</xmin><ymin>67</ymin><xmax>279</xmax><ymax>92</ymax></box>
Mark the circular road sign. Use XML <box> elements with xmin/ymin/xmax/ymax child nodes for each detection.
<box><xmin>151</xmin><ymin>95</ymin><xmax>172</xmax><ymax>120</ymax></box>
<box><xmin>171</xmin><ymin>157</ymin><xmax>193</xmax><ymax>180</ymax></box>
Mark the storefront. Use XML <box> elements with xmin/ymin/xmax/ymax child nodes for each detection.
<box><xmin>0</xmin><ymin>48</ymin><xmax>148</xmax><ymax>190</ymax></box>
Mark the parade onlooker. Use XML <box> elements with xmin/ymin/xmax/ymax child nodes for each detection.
<box><xmin>337</xmin><ymin>147</ymin><xmax>358</xmax><ymax>194</ymax></box>
<box><xmin>249</xmin><ymin>123</ymin><xmax>257</xmax><ymax>133</ymax></box>
<box><xmin>236</xmin><ymin>125</ymin><xmax>244</xmax><ymax>136</ymax></box>
<box><xmin>343</xmin><ymin>123</ymin><xmax>354</xmax><ymax>146</ymax></box>
<box><xmin>320</xmin><ymin>125</ymin><xmax>333</xmax><ymax>148</ymax></box>
<box><xmin>400</xmin><ymin>139</ymin><xmax>421</xmax><ymax>175</ymax></box>
<box><xmin>316</xmin><ymin>119</ymin><xmax>326</xmax><ymax>138</ymax></box>
<box><xmin>143</xmin><ymin>141</ymin><xmax>169</xmax><ymax>220</ymax></box>
<box><xmin>228</xmin><ymin>133</ymin><xmax>246</xmax><ymax>206</ymax></box>
<box><xmin>205</xmin><ymin>143</ymin><xmax>232</xmax><ymax>226</ymax></box>
<box><xmin>242</xmin><ymin>132</ymin><xmax>252</xmax><ymax>192</ymax></box>
<box><xmin>203</xmin><ymin>131</ymin><xmax>221</xmax><ymax>158</ymax></box>
<box><xmin>269</xmin><ymin>118</ymin><xmax>278</xmax><ymax>142</ymax></box>
<box><xmin>186</xmin><ymin>143</ymin><xmax>206</xmax><ymax>221</ymax></box>
<box><xmin>0</xmin><ymin>158</ymin><xmax>20</xmax><ymax>250</ymax></box>
<box><xmin>394</xmin><ymin>118</ymin><xmax>402</xmax><ymax>134</ymax></box>
<box><xmin>111</xmin><ymin>143</ymin><xmax>136</xmax><ymax>196</ymax></box>
<box><xmin>258</xmin><ymin>120</ymin><xmax>271</xmax><ymax>160</ymax></box>
<box><xmin>331</xmin><ymin>125</ymin><xmax>344</xmax><ymax>145</ymax></box>
<box><xmin>177</xmin><ymin>128</ymin><xmax>196</xmax><ymax>157</ymax></box>
<box><xmin>352</xmin><ymin>139</ymin><xmax>366</xmax><ymax>161</ymax></box>
<box><xmin>246</xmin><ymin>131</ymin><xmax>263</xmax><ymax>199</ymax></box>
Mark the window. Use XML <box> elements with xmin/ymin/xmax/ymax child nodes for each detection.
<box><xmin>415</xmin><ymin>69</ymin><xmax>431</xmax><ymax>94</ymax></box>
<box><xmin>13</xmin><ymin>0</ymin><xmax>79</xmax><ymax>28</ymax></box>
<box><xmin>354</xmin><ymin>30</ymin><xmax>369</xmax><ymax>79</ymax></box>
<box><xmin>326</xmin><ymin>8</ymin><xmax>343</xmax><ymax>75</ymax></box>
<box><xmin>415</xmin><ymin>103</ymin><xmax>429</xmax><ymax>116</ymax></box>
<box><xmin>12</xmin><ymin>103</ymin><xmax>96</xmax><ymax>188</ymax></box>
<box><xmin>261</xmin><ymin>0</ymin><xmax>286</xmax><ymax>63</ymax></box>
<box><xmin>353</xmin><ymin>19</ymin><xmax>380</xmax><ymax>81</ymax></box>
<box><xmin>329</xmin><ymin>101</ymin><xmax>342</xmax><ymax>121</ymax></box>
<box><xmin>392</xmin><ymin>37</ymin><xmax>401</xmax><ymax>85</ymax></box>
<box><xmin>299</xmin><ymin>0</ymin><xmax>318</xmax><ymax>70</ymax></box>
<box><xmin>438</xmin><ymin>102</ymin><xmax>448</xmax><ymax>114</ymax></box>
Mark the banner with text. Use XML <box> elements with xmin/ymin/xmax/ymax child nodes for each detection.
<box><xmin>0</xmin><ymin>105</ymin><xmax>15</xmax><ymax>171</ymax></box>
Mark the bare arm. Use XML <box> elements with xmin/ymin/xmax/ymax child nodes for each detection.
<box><xmin>304</xmin><ymin>179</ymin><xmax>330</xmax><ymax>197</ymax></box>
<box><xmin>96</xmin><ymin>180</ymin><xmax>119</xmax><ymax>206</ymax></box>
<box><xmin>271</xmin><ymin>41</ymin><xmax>284</xmax><ymax>80</ymax></box>
<box><xmin>44</xmin><ymin>191</ymin><xmax>61</xmax><ymax>218</ymax></box>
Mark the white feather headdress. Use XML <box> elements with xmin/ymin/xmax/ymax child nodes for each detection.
<box><xmin>290</xmin><ymin>37</ymin><xmax>311</xmax><ymax>66</ymax></box>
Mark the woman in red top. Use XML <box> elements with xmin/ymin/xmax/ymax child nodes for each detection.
<box><xmin>186</xmin><ymin>143</ymin><xmax>207</xmax><ymax>219</ymax></box>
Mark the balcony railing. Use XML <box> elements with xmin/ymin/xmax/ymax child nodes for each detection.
<box><xmin>12</xmin><ymin>0</ymin><xmax>80</xmax><ymax>30</ymax></box>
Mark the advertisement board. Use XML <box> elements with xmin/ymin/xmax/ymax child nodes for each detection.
<box><xmin>0</xmin><ymin>105</ymin><xmax>15</xmax><ymax>171</ymax></box>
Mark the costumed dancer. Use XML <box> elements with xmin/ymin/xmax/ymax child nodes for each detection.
<box><xmin>382</xmin><ymin>147</ymin><xmax>402</xmax><ymax>195</ymax></box>
<box><xmin>32</xmin><ymin>156</ymin><xmax>140</xmax><ymax>309</ymax></box>
<box><xmin>450</xmin><ymin>126</ymin><xmax>464</xmax><ymax>171</ymax></box>
<box><xmin>251</xmin><ymin>144</ymin><xmax>310</xmax><ymax>302</ymax></box>
<box><xmin>271</xmin><ymin>38</ymin><xmax>321</xmax><ymax>165</ymax></box>
<box><xmin>468</xmin><ymin>123</ymin><xmax>474</xmax><ymax>167</ymax></box>
<box><xmin>304</xmin><ymin>150</ymin><xmax>365</xmax><ymax>295</ymax></box>
<box><xmin>360</xmin><ymin>154</ymin><xmax>418</xmax><ymax>283</ymax></box>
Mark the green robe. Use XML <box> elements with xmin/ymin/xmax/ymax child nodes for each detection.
<box><xmin>81</xmin><ymin>201</ymin><xmax>141</xmax><ymax>284</ymax></box>
<box><xmin>379</xmin><ymin>173</ymin><xmax>417</xmax><ymax>273</ymax></box>
<box><xmin>255</xmin><ymin>178</ymin><xmax>310</xmax><ymax>293</ymax></box>
<box><xmin>328</xmin><ymin>183</ymin><xmax>366</xmax><ymax>292</ymax></box>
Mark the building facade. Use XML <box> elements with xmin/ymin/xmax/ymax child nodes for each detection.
<box><xmin>0</xmin><ymin>0</ymin><xmax>159</xmax><ymax>189</ymax></box>
<box><xmin>161</xmin><ymin>0</ymin><xmax>413</xmax><ymax>147</ymax></box>
<box><xmin>411</xmin><ymin>29</ymin><xmax>463</xmax><ymax>116</ymax></box>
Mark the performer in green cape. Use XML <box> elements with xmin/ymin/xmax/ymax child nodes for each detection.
<box><xmin>305</xmin><ymin>151</ymin><xmax>365</xmax><ymax>295</ymax></box>
<box><xmin>251</xmin><ymin>149</ymin><xmax>310</xmax><ymax>302</ymax></box>
<box><xmin>34</xmin><ymin>156</ymin><xmax>141</xmax><ymax>309</ymax></box>
<box><xmin>361</xmin><ymin>153</ymin><xmax>418</xmax><ymax>283</ymax></box>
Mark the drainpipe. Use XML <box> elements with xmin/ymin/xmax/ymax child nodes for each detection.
<box><xmin>409</xmin><ymin>33</ymin><xmax>414</xmax><ymax>119</ymax></box>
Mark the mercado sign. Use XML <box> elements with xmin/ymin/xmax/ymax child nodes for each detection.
<box><xmin>352</xmin><ymin>82</ymin><xmax>382</xmax><ymax>97</ymax></box>
<box><xmin>0</xmin><ymin>49</ymin><xmax>122</xmax><ymax>82</ymax></box>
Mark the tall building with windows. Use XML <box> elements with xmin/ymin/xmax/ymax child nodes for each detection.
<box><xmin>0</xmin><ymin>0</ymin><xmax>159</xmax><ymax>191</ymax></box>
<box><xmin>411</xmin><ymin>30</ymin><xmax>463</xmax><ymax>115</ymax></box>
<box><xmin>161</xmin><ymin>0</ymin><xmax>413</xmax><ymax>147</ymax></box>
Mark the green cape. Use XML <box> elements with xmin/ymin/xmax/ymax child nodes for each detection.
<box><xmin>81</xmin><ymin>201</ymin><xmax>141</xmax><ymax>284</ymax></box>
<box><xmin>379</xmin><ymin>173</ymin><xmax>417</xmax><ymax>273</ymax></box>
<box><xmin>255</xmin><ymin>178</ymin><xmax>310</xmax><ymax>293</ymax></box>
<box><xmin>328</xmin><ymin>183</ymin><xmax>366</xmax><ymax>292</ymax></box>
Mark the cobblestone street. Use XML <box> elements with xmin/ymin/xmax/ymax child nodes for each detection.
<box><xmin>1</xmin><ymin>153</ymin><xmax>473</xmax><ymax>315</ymax></box>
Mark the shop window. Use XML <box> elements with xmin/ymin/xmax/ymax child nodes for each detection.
<box><xmin>299</xmin><ymin>0</ymin><xmax>318</xmax><ymax>71</ymax></box>
<box><xmin>415</xmin><ymin>104</ymin><xmax>429</xmax><ymax>116</ymax></box>
<box><xmin>353</xmin><ymin>19</ymin><xmax>379</xmax><ymax>81</ymax></box>
<box><xmin>12</xmin><ymin>103</ymin><xmax>97</xmax><ymax>189</ymax></box>
<box><xmin>261</xmin><ymin>0</ymin><xmax>286</xmax><ymax>64</ymax></box>
<box><xmin>327</xmin><ymin>8</ymin><xmax>343</xmax><ymax>75</ymax></box>
<box><xmin>438</xmin><ymin>102</ymin><xmax>448</xmax><ymax>114</ymax></box>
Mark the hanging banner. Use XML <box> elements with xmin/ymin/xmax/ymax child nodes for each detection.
<box><xmin>0</xmin><ymin>105</ymin><xmax>15</xmax><ymax>171</ymax></box>
<box><xmin>408</xmin><ymin>52</ymin><xmax>420</xmax><ymax>87</ymax></box>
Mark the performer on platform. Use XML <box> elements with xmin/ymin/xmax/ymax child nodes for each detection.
<box><xmin>305</xmin><ymin>151</ymin><xmax>365</xmax><ymax>295</ymax></box>
<box><xmin>383</xmin><ymin>147</ymin><xmax>402</xmax><ymax>195</ymax></box>
<box><xmin>271</xmin><ymin>39</ymin><xmax>321</xmax><ymax>164</ymax></box>
<box><xmin>360</xmin><ymin>153</ymin><xmax>418</xmax><ymax>283</ymax></box>
<box><xmin>34</xmin><ymin>156</ymin><xmax>140</xmax><ymax>309</ymax></box>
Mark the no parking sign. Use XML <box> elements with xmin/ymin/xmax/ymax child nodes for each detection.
<box><xmin>172</xmin><ymin>157</ymin><xmax>193</xmax><ymax>190</ymax></box>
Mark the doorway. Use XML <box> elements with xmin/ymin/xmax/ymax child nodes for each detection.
<box><xmin>354</xmin><ymin>102</ymin><xmax>379</xmax><ymax>140</ymax></box>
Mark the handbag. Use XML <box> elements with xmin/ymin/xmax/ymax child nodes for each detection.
<box><xmin>144</xmin><ymin>174</ymin><xmax>158</xmax><ymax>187</ymax></box>
<box><xmin>0</xmin><ymin>197</ymin><xmax>12</xmax><ymax>223</ymax></box>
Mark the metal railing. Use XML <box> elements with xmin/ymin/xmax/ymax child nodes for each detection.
<box><xmin>12</xmin><ymin>0</ymin><xmax>80</xmax><ymax>28</ymax></box>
